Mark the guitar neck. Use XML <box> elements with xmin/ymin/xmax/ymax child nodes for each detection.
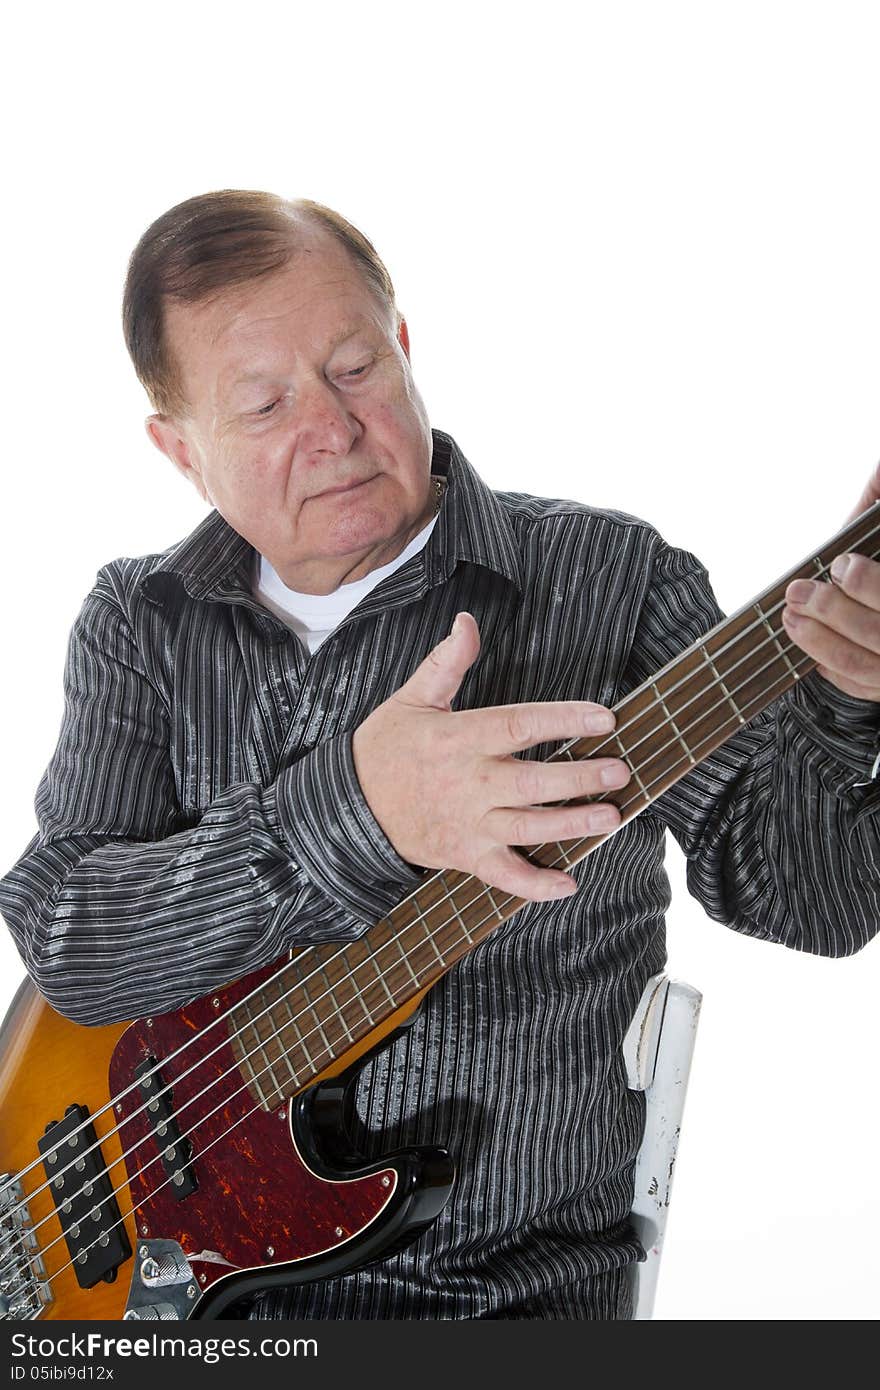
<box><xmin>233</xmin><ymin>501</ymin><xmax>880</xmax><ymax>1103</ymax></box>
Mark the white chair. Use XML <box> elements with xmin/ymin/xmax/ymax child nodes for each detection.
<box><xmin>623</xmin><ymin>972</ymin><xmax>702</xmax><ymax>1319</ymax></box>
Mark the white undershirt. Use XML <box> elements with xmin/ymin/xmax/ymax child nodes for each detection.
<box><xmin>253</xmin><ymin>513</ymin><xmax>440</xmax><ymax>654</ymax></box>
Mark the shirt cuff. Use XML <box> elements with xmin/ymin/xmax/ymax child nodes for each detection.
<box><xmin>270</xmin><ymin>730</ymin><xmax>424</xmax><ymax>923</ymax></box>
<box><xmin>783</xmin><ymin>670</ymin><xmax>880</xmax><ymax>781</ymax></box>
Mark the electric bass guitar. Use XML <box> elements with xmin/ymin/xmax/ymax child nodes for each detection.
<box><xmin>1</xmin><ymin>500</ymin><xmax>878</xmax><ymax>1321</ymax></box>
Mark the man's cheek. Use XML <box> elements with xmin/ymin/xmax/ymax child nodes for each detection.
<box><xmin>368</xmin><ymin>394</ymin><xmax>421</xmax><ymax>440</ymax></box>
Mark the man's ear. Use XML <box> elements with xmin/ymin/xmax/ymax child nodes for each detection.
<box><xmin>145</xmin><ymin>416</ymin><xmax>211</xmax><ymax>504</ymax></box>
<box><xmin>397</xmin><ymin>316</ymin><xmax>411</xmax><ymax>362</ymax></box>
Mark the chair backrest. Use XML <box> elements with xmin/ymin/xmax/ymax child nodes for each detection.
<box><xmin>622</xmin><ymin>972</ymin><xmax>702</xmax><ymax>1319</ymax></box>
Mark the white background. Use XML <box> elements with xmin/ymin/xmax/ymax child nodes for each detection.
<box><xmin>1</xmin><ymin>0</ymin><xmax>878</xmax><ymax>1320</ymax></box>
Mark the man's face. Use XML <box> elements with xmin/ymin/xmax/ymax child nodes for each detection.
<box><xmin>148</xmin><ymin>231</ymin><xmax>434</xmax><ymax>593</ymax></box>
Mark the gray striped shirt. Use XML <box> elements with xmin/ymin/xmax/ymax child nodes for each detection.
<box><xmin>1</xmin><ymin>430</ymin><xmax>879</xmax><ymax>1318</ymax></box>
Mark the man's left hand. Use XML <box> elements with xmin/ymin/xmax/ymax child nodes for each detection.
<box><xmin>782</xmin><ymin>461</ymin><xmax>880</xmax><ymax>703</ymax></box>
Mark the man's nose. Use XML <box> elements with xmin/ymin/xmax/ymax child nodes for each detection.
<box><xmin>295</xmin><ymin>378</ymin><xmax>362</xmax><ymax>454</ymax></box>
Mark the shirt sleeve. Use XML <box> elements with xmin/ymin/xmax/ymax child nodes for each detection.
<box><xmin>620</xmin><ymin>541</ymin><xmax>880</xmax><ymax>956</ymax></box>
<box><xmin>0</xmin><ymin>582</ymin><xmax>423</xmax><ymax>1026</ymax></box>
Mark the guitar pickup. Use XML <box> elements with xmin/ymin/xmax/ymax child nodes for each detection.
<box><xmin>135</xmin><ymin>1058</ymin><xmax>198</xmax><ymax>1200</ymax></box>
<box><xmin>38</xmin><ymin>1104</ymin><xmax>131</xmax><ymax>1290</ymax></box>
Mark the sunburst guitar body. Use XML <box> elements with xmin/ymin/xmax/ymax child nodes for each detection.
<box><xmin>0</xmin><ymin>965</ymin><xmax>453</xmax><ymax>1321</ymax></box>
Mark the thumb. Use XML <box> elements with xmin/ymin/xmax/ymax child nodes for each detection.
<box><xmin>400</xmin><ymin>612</ymin><xmax>481</xmax><ymax>711</ymax></box>
<box><xmin>847</xmin><ymin>459</ymin><xmax>880</xmax><ymax>523</ymax></box>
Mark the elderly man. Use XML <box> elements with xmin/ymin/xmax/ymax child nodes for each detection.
<box><xmin>1</xmin><ymin>191</ymin><xmax>879</xmax><ymax>1321</ymax></box>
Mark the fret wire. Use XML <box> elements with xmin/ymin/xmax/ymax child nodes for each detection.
<box><xmin>615</xmin><ymin>733</ymin><xmax>649</xmax><ymax>796</ymax></box>
<box><xmin>310</xmin><ymin>884</ymin><xmax>500</xmax><ymax>1067</ymax></box>
<box><xmin>242</xmin><ymin>998</ymin><xmax>279</xmax><ymax>1105</ymax></box>
<box><xmin>754</xmin><ymin>603</ymin><xmax>800</xmax><ymax>682</ymax></box>
<box><xmin>316</xmin><ymin>962</ymin><xmax>354</xmax><ymax>1046</ymax></box>
<box><xmin>700</xmin><ymin>644</ymin><xmax>745</xmax><ymax>726</ymax></box>
<box><xmin>262</xmin><ymin>978</ymin><xmax>300</xmax><ymax>1084</ymax></box>
<box><xmin>365</xmin><ymin>947</ymin><xmax>397</xmax><ymax>1009</ymax></box>
<box><xmin>414</xmin><ymin>909</ymin><xmax>446</xmax><ymax>966</ymax></box>
<box><xmin>267</xmin><ymin>987</ymin><xmax>299</xmax><ymax>1085</ymax></box>
<box><xmin>445</xmin><ymin>898</ymin><xmax>475</xmax><ymax>944</ymax></box>
<box><xmin>357</xmin><ymin>995</ymin><xmax>377</xmax><ymax>1027</ymax></box>
<box><xmin>437</xmin><ymin>873</ymin><xmax>475</xmax><ymax>944</ymax></box>
<box><xmin>344</xmin><ymin>948</ymin><xmax>377</xmax><ymax>1028</ymax></box>
<box><xmin>314</xmin><ymin>945</ymin><xmax>372</xmax><ymax>1034</ymax></box>
<box><xmin>389</xmin><ymin>932</ymin><xmax>422</xmax><ymax>987</ymax></box>
<box><xmin>241</xmin><ymin>1036</ymin><xmax>269</xmax><ymax>1108</ymax></box>
<box><xmin>276</xmin><ymin>1046</ymin><xmax>298</xmax><ymax>1086</ymax></box>
<box><xmin>328</xmin><ymin>907</ymin><xmax>460</xmax><ymax>1055</ymax></box>
<box><xmin>244</xmin><ymin>546</ymin><xmax>880</xmax><ymax>1101</ymax></box>
<box><xmin>295</xmin><ymin>975</ymin><xmax>338</xmax><ymax>1055</ymax></box>
<box><xmin>651</xmin><ymin>681</ymin><xmax>696</xmax><ymax>766</ymax></box>
<box><xmin>241</xmin><ymin>999</ymin><xmax>282</xmax><ymax>1107</ymax></box>
<box><xmin>280</xmin><ymin>988</ymin><xmax>316</xmax><ymax>1076</ymax></box>
<box><xmin>483</xmin><ymin>886</ymin><xmax>507</xmax><ymax>920</ymax></box>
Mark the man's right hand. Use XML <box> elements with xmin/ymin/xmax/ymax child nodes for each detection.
<box><xmin>352</xmin><ymin>611</ymin><xmax>631</xmax><ymax>902</ymax></box>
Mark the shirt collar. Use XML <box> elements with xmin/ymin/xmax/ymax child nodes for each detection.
<box><xmin>424</xmin><ymin>430</ymin><xmax>521</xmax><ymax>590</ymax></box>
<box><xmin>137</xmin><ymin>428</ymin><xmax>522</xmax><ymax>606</ymax></box>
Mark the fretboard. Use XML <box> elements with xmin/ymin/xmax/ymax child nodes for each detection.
<box><xmin>230</xmin><ymin>500</ymin><xmax>880</xmax><ymax>1108</ymax></box>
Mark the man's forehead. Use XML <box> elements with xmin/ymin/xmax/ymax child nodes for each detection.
<box><xmin>207</xmin><ymin>271</ymin><xmax>368</xmax><ymax>342</ymax></box>
<box><xmin>214</xmin><ymin>317</ymin><xmax>381</xmax><ymax>392</ymax></box>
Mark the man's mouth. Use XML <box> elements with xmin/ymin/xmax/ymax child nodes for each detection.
<box><xmin>314</xmin><ymin>474</ymin><xmax>377</xmax><ymax>498</ymax></box>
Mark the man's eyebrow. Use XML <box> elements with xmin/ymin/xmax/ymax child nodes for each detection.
<box><xmin>220</xmin><ymin>367</ymin><xmax>283</xmax><ymax>392</ymax></box>
<box><xmin>219</xmin><ymin>326</ymin><xmax>375</xmax><ymax>395</ymax></box>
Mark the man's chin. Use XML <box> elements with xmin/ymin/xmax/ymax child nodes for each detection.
<box><xmin>275</xmin><ymin>517</ymin><xmax>408</xmax><ymax>592</ymax></box>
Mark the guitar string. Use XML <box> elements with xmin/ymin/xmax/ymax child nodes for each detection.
<box><xmin>3</xmin><ymin>524</ymin><xmax>878</xmax><ymax>1283</ymax></box>
<box><xmin>11</xmin><ymin>643</ymin><xmax>833</xmax><ymax>1301</ymax></box>
<box><xmin>0</xmin><ymin>559</ymin><xmax>832</xmax><ymax>1231</ymax></box>
<box><xmin>8</xmin><ymin>512</ymin><xmax>874</xmax><ymax>1216</ymax></box>
<box><xmin>2</xmin><ymin>627</ymin><xmax>842</xmax><ymax>1294</ymax></box>
<box><xmin>4</xmin><ymin>514</ymin><xmax>879</xmax><ymax>1284</ymax></box>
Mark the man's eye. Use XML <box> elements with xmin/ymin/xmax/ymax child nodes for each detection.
<box><xmin>255</xmin><ymin>398</ymin><xmax>280</xmax><ymax>417</ymax></box>
<box><xmin>340</xmin><ymin>364</ymin><xmax>370</xmax><ymax>381</ymax></box>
